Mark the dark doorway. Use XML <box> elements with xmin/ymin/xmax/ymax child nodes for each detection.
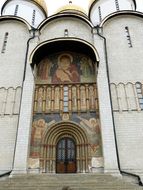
<box><xmin>56</xmin><ymin>137</ymin><xmax>76</xmax><ymax>173</ymax></box>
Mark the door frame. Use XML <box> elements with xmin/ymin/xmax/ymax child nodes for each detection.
<box><xmin>41</xmin><ymin>122</ymin><xmax>89</xmax><ymax>173</ymax></box>
<box><xmin>56</xmin><ymin>136</ymin><xmax>76</xmax><ymax>173</ymax></box>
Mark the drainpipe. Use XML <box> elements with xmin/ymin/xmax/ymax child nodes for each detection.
<box><xmin>95</xmin><ymin>25</ymin><xmax>143</xmax><ymax>186</ymax></box>
<box><xmin>0</xmin><ymin>28</ymin><xmax>36</xmax><ymax>178</ymax></box>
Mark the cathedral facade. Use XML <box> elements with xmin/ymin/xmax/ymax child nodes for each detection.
<box><xmin>0</xmin><ymin>0</ymin><xmax>143</xmax><ymax>181</ymax></box>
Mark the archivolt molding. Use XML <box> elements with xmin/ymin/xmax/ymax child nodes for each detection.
<box><xmin>89</xmin><ymin>0</ymin><xmax>137</xmax><ymax>19</ymax></box>
<box><xmin>38</xmin><ymin>12</ymin><xmax>93</xmax><ymax>30</ymax></box>
<box><xmin>0</xmin><ymin>16</ymin><xmax>32</xmax><ymax>30</ymax></box>
<box><xmin>40</xmin><ymin>121</ymin><xmax>90</xmax><ymax>173</ymax></box>
<box><xmin>100</xmin><ymin>11</ymin><xmax>143</xmax><ymax>27</ymax></box>
<box><xmin>29</xmin><ymin>38</ymin><xmax>99</xmax><ymax>65</ymax></box>
<box><xmin>42</xmin><ymin>121</ymin><xmax>89</xmax><ymax>145</ymax></box>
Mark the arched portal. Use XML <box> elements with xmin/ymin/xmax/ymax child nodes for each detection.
<box><xmin>40</xmin><ymin>122</ymin><xmax>89</xmax><ymax>173</ymax></box>
<box><xmin>28</xmin><ymin>40</ymin><xmax>103</xmax><ymax>173</ymax></box>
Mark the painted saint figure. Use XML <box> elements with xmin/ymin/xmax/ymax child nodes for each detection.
<box><xmin>52</xmin><ymin>53</ymin><xmax>80</xmax><ymax>83</ymax></box>
<box><xmin>80</xmin><ymin>57</ymin><xmax>91</xmax><ymax>78</ymax></box>
<box><xmin>30</xmin><ymin>119</ymin><xmax>47</xmax><ymax>158</ymax></box>
<box><xmin>37</xmin><ymin>57</ymin><xmax>51</xmax><ymax>81</ymax></box>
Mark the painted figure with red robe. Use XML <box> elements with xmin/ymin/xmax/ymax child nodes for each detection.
<box><xmin>52</xmin><ymin>53</ymin><xmax>80</xmax><ymax>83</ymax></box>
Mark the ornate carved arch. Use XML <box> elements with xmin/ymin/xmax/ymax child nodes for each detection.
<box><xmin>40</xmin><ymin>121</ymin><xmax>90</xmax><ymax>173</ymax></box>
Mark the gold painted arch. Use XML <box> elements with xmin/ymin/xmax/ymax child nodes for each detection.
<box><xmin>40</xmin><ymin>121</ymin><xmax>90</xmax><ymax>173</ymax></box>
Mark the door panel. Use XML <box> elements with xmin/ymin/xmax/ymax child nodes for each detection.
<box><xmin>56</xmin><ymin>162</ymin><xmax>65</xmax><ymax>173</ymax></box>
<box><xmin>56</xmin><ymin>137</ymin><xmax>76</xmax><ymax>173</ymax></box>
<box><xmin>66</xmin><ymin>162</ymin><xmax>76</xmax><ymax>173</ymax></box>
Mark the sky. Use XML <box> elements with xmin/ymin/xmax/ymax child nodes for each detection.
<box><xmin>0</xmin><ymin>0</ymin><xmax>143</xmax><ymax>14</ymax></box>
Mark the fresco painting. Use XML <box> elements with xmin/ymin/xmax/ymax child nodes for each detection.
<box><xmin>30</xmin><ymin>119</ymin><xmax>47</xmax><ymax>158</ymax></box>
<box><xmin>29</xmin><ymin>51</ymin><xmax>101</xmax><ymax>169</ymax></box>
<box><xmin>30</xmin><ymin>113</ymin><xmax>102</xmax><ymax>160</ymax></box>
<box><xmin>36</xmin><ymin>52</ymin><xmax>96</xmax><ymax>84</ymax></box>
<box><xmin>37</xmin><ymin>57</ymin><xmax>52</xmax><ymax>82</ymax></box>
<box><xmin>75</xmin><ymin>115</ymin><xmax>102</xmax><ymax>157</ymax></box>
<box><xmin>52</xmin><ymin>53</ymin><xmax>80</xmax><ymax>83</ymax></box>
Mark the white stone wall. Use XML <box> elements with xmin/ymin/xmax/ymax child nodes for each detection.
<box><xmin>103</xmin><ymin>14</ymin><xmax>143</xmax><ymax>174</ymax></box>
<box><xmin>39</xmin><ymin>17</ymin><xmax>93</xmax><ymax>44</ymax></box>
<box><xmin>0</xmin><ymin>87</ymin><xmax>22</xmax><ymax>115</ymax></box>
<box><xmin>0</xmin><ymin>115</ymin><xmax>19</xmax><ymax>172</ymax></box>
<box><xmin>103</xmin><ymin>14</ymin><xmax>143</xmax><ymax>83</ymax></box>
<box><xmin>12</xmin><ymin>70</ymin><xmax>35</xmax><ymax>173</ymax></box>
<box><xmin>114</xmin><ymin>112</ymin><xmax>143</xmax><ymax>172</ymax></box>
<box><xmin>0</xmin><ymin>20</ymin><xmax>30</xmax><ymax>87</ymax></box>
<box><xmin>93</xmin><ymin>30</ymin><xmax>119</xmax><ymax>174</ymax></box>
<box><xmin>110</xmin><ymin>82</ymin><xmax>140</xmax><ymax>111</ymax></box>
<box><xmin>0</xmin><ymin>19</ymin><xmax>30</xmax><ymax>173</ymax></box>
<box><xmin>12</xmin><ymin>34</ymin><xmax>38</xmax><ymax>174</ymax></box>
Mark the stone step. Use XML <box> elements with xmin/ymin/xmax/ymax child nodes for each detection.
<box><xmin>0</xmin><ymin>173</ymin><xmax>142</xmax><ymax>190</ymax></box>
<box><xmin>13</xmin><ymin>174</ymin><xmax>132</xmax><ymax>182</ymax></box>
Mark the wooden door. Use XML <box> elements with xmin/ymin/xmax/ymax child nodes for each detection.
<box><xmin>56</xmin><ymin>137</ymin><xmax>76</xmax><ymax>173</ymax></box>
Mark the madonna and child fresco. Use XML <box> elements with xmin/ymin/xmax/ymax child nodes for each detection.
<box><xmin>29</xmin><ymin>114</ymin><xmax>103</xmax><ymax>166</ymax></box>
<box><xmin>28</xmin><ymin>51</ymin><xmax>103</xmax><ymax>171</ymax></box>
<box><xmin>36</xmin><ymin>52</ymin><xmax>96</xmax><ymax>84</ymax></box>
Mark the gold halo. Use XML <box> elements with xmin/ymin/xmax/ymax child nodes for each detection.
<box><xmin>58</xmin><ymin>53</ymin><xmax>73</xmax><ymax>66</ymax></box>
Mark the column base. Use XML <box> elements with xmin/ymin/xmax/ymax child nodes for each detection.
<box><xmin>10</xmin><ymin>169</ymin><xmax>28</xmax><ymax>177</ymax></box>
<box><xmin>104</xmin><ymin>169</ymin><xmax>121</xmax><ymax>177</ymax></box>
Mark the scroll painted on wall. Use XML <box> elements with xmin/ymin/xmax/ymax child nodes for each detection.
<box><xmin>36</xmin><ymin>52</ymin><xmax>96</xmax><ymax>84</ymax></box>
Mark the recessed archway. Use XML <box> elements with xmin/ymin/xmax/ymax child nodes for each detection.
<box><xmin>28</xmin><ymin>39</ymin><xmax>103</xmax><ymax>174</ymax></box>
<box><xmin>29</xmin><ymin>38</ymin><xmax>99</xmax><ymax>67</ymax></box>
<box><xmin>40</xmin><ymin>122</ymin><xmax>90</xmax><ymax>173</ymax></box>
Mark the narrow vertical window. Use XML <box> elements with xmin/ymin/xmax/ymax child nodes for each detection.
<box><xmin>32</xmin><ymin>10</ymin><xmax>36</xmax><ymax>26</ymax></box>
<box><xmin>14</xmin><ymin>5</ymin><xmax>19</xmax><ymax>16</ymax></box>
<box><xmin>63</xmin><ymin>86</ymin><xmax>69</xmax><ymax>112</ymax></box>
<box><xmin>98</xmin><ymin>6</ymin><xmax>102</xmax><ymax>22</ymax></box>
<box><xmin>125</xmin><ymin>26</ymin><xmax>133</xmax><ymax>48</ymax></box>
<box><xmin>135</xmin><ymin>82</ymin><xmax>143</xmax><ymax>110</ymax></box>
<box><xmin>1</xmin><ymin>32</ymin><xmax>9</xmax><ymax>54</ymax></box>
<box><xmin>115</xmin><ymin>0</ymin><xmax>120</xmax><ymax>11</ymax></box>
<box><xmin>64</xmin><ymin>29</ymin><xmax>68</xmax><ymax>37</ymax></box>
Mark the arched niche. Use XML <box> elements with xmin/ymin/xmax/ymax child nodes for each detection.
<box><xmin>30</xmin><ymin>39</ymin><xmax>99</xmax><ymax>66</ymax></box>
<box><xmin>40</xmin><ymin>122</ymin><xmax>89</xmax><ymax>173</ymax></box>
<box><xmin>28</xmin><ymin>39</ymin><xmax>103</xmax><ymax>174</ymax></box>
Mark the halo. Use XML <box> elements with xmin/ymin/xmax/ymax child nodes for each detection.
<box><xmin>89</xmin><ymin>118</ymin><xmax>97</xmax><ymax>124</ymax></box>
<box><xmin>58</xmin><ymin>53</ymin><xmax>73</xmax><ymax>65</ymax></box>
